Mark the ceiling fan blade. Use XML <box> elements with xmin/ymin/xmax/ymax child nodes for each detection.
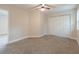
<box><xmin>31</xmin><ymin>4</ymin><xmax>42</xmax><ymax>9</ymax></box>
<box><xmin>31</xmin><ymin>6</ymin><xmax>41</xmax><ymax>10</ymax></box>
<box><xmin>46</xmin><ymin>7</ymin><xmax>50</xmax><ymax>9</ymax></box>
<box><xmin>45</xmin><ymin>4</ymin><xmax>56</xmax><ymax>8</ymax></box>
<box><xmin>31</xmin><ymin>4</ymin><xmax>54</xmax><ymax>11</ymax></box>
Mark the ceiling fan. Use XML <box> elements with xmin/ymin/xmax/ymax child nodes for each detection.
<box><xmin>32</xmin><ymin>4</ymin><xmax>55</xmax><ymax>11</ymax></box>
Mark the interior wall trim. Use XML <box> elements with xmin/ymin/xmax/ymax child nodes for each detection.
<box><xmin>8</xmin><ymin>34</ymin><xmax>79</xmax><ymax>46</ymax></box>
<box><xmin>8</xmin><ymin>36</ymin><xmax>28</xmax><ymax>44</ymax></box>
<box><xmin>8</xmin><ymin>34</ymin><xmax>46</xmax><ymax>44</ymax></box>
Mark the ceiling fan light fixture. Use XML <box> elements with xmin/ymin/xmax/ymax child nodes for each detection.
<box><xmin>40</xmin><ymin>8</ymin><xmax>46</xmax><ymax>11</ymax></box>
<box><xmin>33</xmin><ymin>4</ymin><xmax>52</xmax><ymax>11</ymax></box>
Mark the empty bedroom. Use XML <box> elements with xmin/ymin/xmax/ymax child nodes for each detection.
<box><xmin>0</xmin><ymin>4</ymin><xmax>79</xmax><ymax>54</ymax></box>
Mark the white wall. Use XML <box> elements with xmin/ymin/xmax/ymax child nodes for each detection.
<box><xmin>0</xmin><ymin>5</ymin><xmax>29</xmax><ymax>42</ymax></box>
<box><xmin>28</xmin><ymin>10</ymin><xmax>41</xmax><ymax>37</ymax></box>
<box><xmin>28</xmin><ymin>10</ymin><xmax>46</xmax><ymax>37</ymax></box>
<box><xmin>41</xmin><ymin>13</ymin><xmax>48</xmax><ymax>35</ymax></box>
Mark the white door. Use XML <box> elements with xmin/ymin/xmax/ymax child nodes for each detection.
<box><xmin>48</xmin><ymin>15</ymin><xmax>71</xmax><ymax>37</ymax></box>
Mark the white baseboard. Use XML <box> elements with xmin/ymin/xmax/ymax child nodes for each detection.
<box><xmin>28</xmin><ymin>36</ymin><xmax>41</xmax><ymax>38</ymax></box>
<box><xmin>8</xmin><ymin>34</ymin><xmax>46</xmax><ymax>44</ymax></box>
<box><xmin>8</xmin><ymin>34</ymin><xmax>79</xmax><ymax>46</ymax></box>
<box><xmin>28</xmin><ymin>33</ymin><xmax>47</xmax><ymax>38</ymax></box>
<box><xmin>40</xmin><ymin>33</ymin><xmax>47</xmax><ymax>37</ymax></box>
<box><xmin>8</xmin><ymin>36</ymin><xmax>28</xmax><ymax>44</ymax></box>
<box><xmin>68</xmin><ymin>37</ymin><xmax>78</xmax><ymax>40</ymax></box>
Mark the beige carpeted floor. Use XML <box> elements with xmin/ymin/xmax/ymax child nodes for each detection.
<box><xmin>1</xmin><ymin>35</ymin><xmax>79</xmax><ymax>54</ymax></box>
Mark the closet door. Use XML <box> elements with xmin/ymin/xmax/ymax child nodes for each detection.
<box><xmin>48</xmin><ymin>15</ymin><xmax>71</xmax><ymax>37</ymax></box>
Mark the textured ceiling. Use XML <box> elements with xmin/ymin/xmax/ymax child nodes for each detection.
<box><xmin>12</xmin><ymin>4</ymin><xmax>61</xmax><ymax>9</ymax></box>
<box><xmin>48</xmin><ymin>4</ymin><xmax>77</xmax><ymax>14</ymax></box>
<box><xmin>12</xmin><ymin>4</ymin><xmax>77</xmax><ymax>13</ymax></box>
